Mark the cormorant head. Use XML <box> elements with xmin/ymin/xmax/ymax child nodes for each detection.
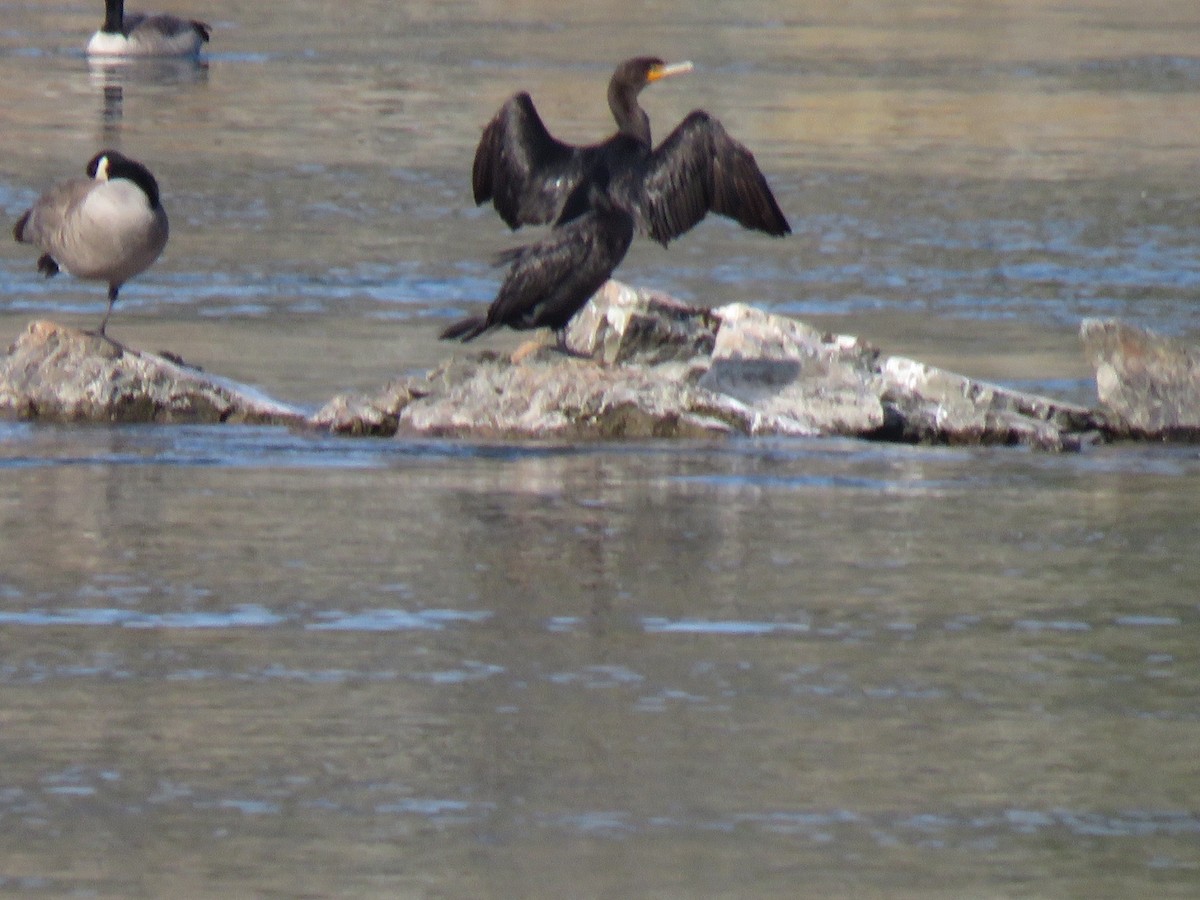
<box><xmin>612</xmin><ymin>57</ymin><xmax>694</xmax><ymax>94</ymax></box>
<box><xmin>607</xmin><ymin>57</ymin><xmax>693</xmax><ymax>144</ymax></box>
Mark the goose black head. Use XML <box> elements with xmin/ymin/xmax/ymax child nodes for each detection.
<box><xmin>86</xmin><ymin>149</ymin><xmax>162</xmax><ymax>209</ymax></box>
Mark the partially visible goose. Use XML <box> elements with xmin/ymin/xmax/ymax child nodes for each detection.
<box><xmin>87</xmin><ymin>0</ymin><xmax>210</xmax><ymax>58</ymax></box>
<box><xmin>13</xmin><ymin>150</ymin><xmax>170</xmax><ymax>336</ymax></box>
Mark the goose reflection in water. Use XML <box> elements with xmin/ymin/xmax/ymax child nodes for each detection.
<box><xmin>88</xmin><ymin>55</ymin><xmax>209</xmax><ymax>143</ymax></box>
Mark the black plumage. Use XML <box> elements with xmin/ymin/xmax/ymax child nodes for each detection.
<box><xmin>441</xmin><ymin>182</ymin><xmax>634</xmax><ymax>346</ymax></box>
<box><xmin>472</xmin><ymin>56</ymin><xmax>790</xmax><ymax>246</ymax></box>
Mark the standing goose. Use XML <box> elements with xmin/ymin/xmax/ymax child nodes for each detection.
<box><xmin>87</xmin><ymin>0</ymin><xmax>210</xmax><ymax>58</ymax></box>
<box><xmin>442</xmin><ymin>170</ymin><xmax>635</xmax><ymax>348</ymax></box>
<box><xmin>472</xmin><ymin>56</ymin><xmax>790</xmax><ymax>246</ymax></box>
<box><xmin>13</xmin><ymin>150</ymin><xmax>170</xmax><ymax>336</ymax></box>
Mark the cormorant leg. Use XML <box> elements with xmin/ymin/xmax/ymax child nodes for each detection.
<box><xmin>553</xmin><ymin>329</ymin><xmax>590</xmax><ymax>359</ymax></box>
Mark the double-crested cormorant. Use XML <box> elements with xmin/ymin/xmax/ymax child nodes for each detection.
<box><xmin>472</xmin><ymin>56</ymin><xmax>790</xmax><ymax>245</ymax></box>
<box><xmin>87</xmin><ymin>0</ymin><xmax>210</xmax><ymax>58</ymax></box>
<box><xmin>13</xmin><ymin>150</ymin><xmax>170</xmax><ymax>336</ymax></box>
<box><xmin>441</xmin><ymin>171</ymin><xmax>634</xmax><ymax>347</ymax></box>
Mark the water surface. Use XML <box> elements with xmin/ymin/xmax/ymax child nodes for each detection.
<box><xmin>1</xmin><ymin>1</ymin><xmax>1199</xmax><ymax>896</ymax></box>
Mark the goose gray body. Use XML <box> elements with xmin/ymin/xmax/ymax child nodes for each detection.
<box><xmin>13</xmin><ymin>150</ymin><xmax>169</xmax><ymax>335</ymax></box>
<box><xmin>87</xmin><ymin>0</ymin><xmax>210</xmax><ymax>57</ymax></box>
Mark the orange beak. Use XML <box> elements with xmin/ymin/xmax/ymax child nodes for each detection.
<box><xmin>648</xmin><ymin>60</ymin><xmax>694</xmax><ymax>83</ymax></box>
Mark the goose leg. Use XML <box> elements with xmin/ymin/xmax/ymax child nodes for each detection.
<box><xmin>97</xmin><ymin>285</ymin><xmax>119</xmax><ymax>336</ymax></box>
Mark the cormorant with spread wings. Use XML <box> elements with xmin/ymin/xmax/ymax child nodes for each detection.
<box><xmin>471</xmin><ymin>56</ymin><xmax>790</xmax><ymax>246</ymax></box>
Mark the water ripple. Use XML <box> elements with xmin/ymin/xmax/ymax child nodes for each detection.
<box><xmin>308</xmin><ymin>608</ymin><xmax>492</xmax><ymax>631</ymax></box>
<box><xmin>0</xmin><ymin>604</ymin><xmax>490</xmax><ymax>632</ymax></box>
<box><xmin>642</xmin><ymin>617</ymin><xmax>809</xmax><ymax>636</ymax></box>
<box><xmin>9</xmin><ymin>764</ymin><xmax>1200</xmax><ymax>852</ymax></box>
<box><xmin>0</xmin><ymin>604</ymin><xmax>284</xmax><ymax>629</ymax></box>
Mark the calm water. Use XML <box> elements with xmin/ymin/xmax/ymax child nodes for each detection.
<box><xmin>1</xmin><ymin>1</ymin><xmax>1200</xmax><ymax>896</ymax></box>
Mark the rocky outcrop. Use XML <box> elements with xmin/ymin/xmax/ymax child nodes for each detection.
<box><xmin>316</xmin><ymin>281</ymin><xmax>1099</xmax><ymax>449</ymax></box>
<box><xmin>308</xmin><ymin>380</ymin><xmax>417</xmax><ymax>437</ymax></box>
<box><xmin>698</xmin><ymin>302</ymin><xmax>885</xmax><ymax>437</ymax></box>
<box><xmin>1081</xmin><ymin>318</ymin><xmax>1200</xmax><ymax>439</ymax></box>
<box><xmin>7</xmin><ymin>285</ymin><xmax>1200</xmax><ymax>451</ymax></box>
<box><xmin>876</xmin><ymin>356</ymin><xmax>1098</xmax><ymax>450</ymax></box>
<box><xmin>565</xmin><ymin>283</ymin><xmax>718</xmax><ymax>365</ymax></box>
<box><xmin>0</xmin><ymin>320</ymin><xmax>306</xmax><ymax>425</ymax></box>
<box><xmin>391</xmin><ymin>352</ymin><xmax>745</xmax><ymax>439</ymax></box>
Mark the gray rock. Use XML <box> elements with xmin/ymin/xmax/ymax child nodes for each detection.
<box><xmin>877</xmin><ymin>356</ymin><xmax>1098</xmax><ymax>451</ymax></box>
<box><xmin>700</xmin><ymin>303</ymin><xmax>885</xmax><ymax>436</ymax></box>
<box><xmin>351</xmin><ymin>283</ymin><xmax>1094</xmax><ymax>448</ymax></box>
<box><xmin>396</xmin><ymin>350</ymin><xmax>746</xmax><ymax>439</ymax></box>
<box><xmin>0</xmin><ymin>285</ymin><xmax>1142</xmax><ymax>452</ymax></box>
<box><xmin>1081</xmin><ymin>317</ymin><xmax>1200</xmax><ymax>438</ymax></box>
<box><xmin>311</xmin><ymin>381</ymin><xmax>418</xmax><ymax>437</ymax></box>
<box><xmin>0</xmin><ymin>320</ymin><xmax>306</xmax><ymax>425</ymax></box>
<box><xmin>690</xmin><ymin>302</ymin><xmax>1096</xmax><ymax>448</ymax></box>
<box><xmin>565</xmin><ymin>280</ymin><xmax>717</xmax><ymax>364</ymax></box>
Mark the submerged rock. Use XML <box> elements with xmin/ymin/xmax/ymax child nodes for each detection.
<box><xmin>0</xmin><ymin>320</ymin><xmax>306</xmax><ymax>425</ymax></box>
<box><xmin>1081</xmin><ymin>318</ymin><xmax>1200</xmax><ymax>439</ymax></box>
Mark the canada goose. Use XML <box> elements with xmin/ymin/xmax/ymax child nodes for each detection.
<box><xmin>13</xmin><ymin>150</ymin><xmax>169</xmax><ymax>336</ymax></box>
<box><xmin>86</xmin><ymin>0</ymin><xmax>210</xmax><ymax>58</ymax></box>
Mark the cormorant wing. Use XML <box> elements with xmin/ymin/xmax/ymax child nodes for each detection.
<box><xmin>491</xmin><ymin>205</ymin><xmax>633</xmax><ymax>333</ymax></box>
<box><xmin>488</xmin><ymin>214</ymin><xmax>604</xmax><ymax>325</ymax></box>
<box><xmin>472</xmin><ymin>92</ymin><xmax>602</xmax><ymax>230</ymax></box>
<box><xmin>633</xmin><ymin>111</ymin><xmax>791</xmax><ymax>246</ymax></box>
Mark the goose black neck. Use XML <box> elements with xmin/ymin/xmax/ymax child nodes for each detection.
<box><xmin>89</xmin><ymin>150</ymin><xmax>162</xmax><ymax>210</ymax></box>
<box><xmin>115</xmin><ymin>160</ymin><xmax>162</xmax><ymax>210</ymax></box>
<box><xmin>101</xmin><ymin>0</ymin><xmax>125</xmax><ymax>34</ymax></box>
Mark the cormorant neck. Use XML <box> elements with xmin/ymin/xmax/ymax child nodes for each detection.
<box><xmin>101</xmin><ymin>0</ymin><xmax>125</xmax><ymax>35</ymax></box>
<box><xmin>608</xmin><ymin>80</ymin><xmax>651</xmax><ymax>147</ymax></box>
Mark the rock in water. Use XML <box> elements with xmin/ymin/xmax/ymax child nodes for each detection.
<box><xmin>1081</xmin><ymin>318</ymin><xmax>1200</xmax><ymax>439</ymax></box>
<box><xmin>700</xmin><ymin>303</ymin><xmax>885</xmax><ymax>436</ymax></box>
<box><xmin>877</xmin><ymin>356</ymin><xmax>1097</xmax><ymax>451</ymax></box>
<box><xmin>565</xmin><ymin>280</ymin><xmax>718</xmax><ymax>364</ymax></box>
<box><xmin>0</xmin><ymin>320</ymin><xmax>306</xmax><ymax>425</ymax></box>
<box><xmin>396</xmin><ymin>351</ymin><xmax>747</xmax><ymax>440</ymax></box>
<box><xmin>311</xmin><ymin>381</ymin><xmax>418</xmax><ymax>436</ymax></box>
<box><xmin>1</xmin><ymin>289</ymin><xmax>1132</xmax><ymax>452</ymax></box>
<box><xmin>316</xmin><ymin>280</ymin><xmax>1102</xmax><ymax>448</ymax></box>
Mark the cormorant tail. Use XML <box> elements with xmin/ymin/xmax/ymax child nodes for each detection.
<box><xmin>439</xmin><ymin>315</ymin><xmax>491</xmax><ymax>342</ymax></box>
